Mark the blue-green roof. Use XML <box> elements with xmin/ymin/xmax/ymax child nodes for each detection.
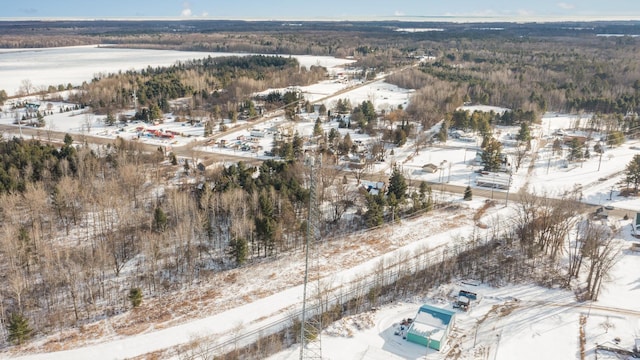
<box><xmin>418</xmin><ymin>304</ymin><xmax>455</xmax><ymax>326</ymax></box>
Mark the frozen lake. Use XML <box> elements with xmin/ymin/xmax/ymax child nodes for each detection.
<box><xmin>0</xmin><ymin>45</ymin><xmax>355</xmax><ymax>96</ymax></box>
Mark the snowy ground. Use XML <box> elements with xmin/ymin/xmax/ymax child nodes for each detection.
<box><xmin>0</xmin><ymin>45</ymin><xmax>356</xmax><ymax>96</ymax></box>
<box><xmin>2</xmin><ymin>48</ymin><xmax>640</xmax><ymax>360</ymax></box>
<box><xmin>205</xmin><ymin>107</ymin><xmax>640</xmax><ymax>215</ymax></box>
<box><xmin>268</xmin><ymin>227</ymin><xmax>640</xmax><ymax>360</ymax></box>
<box><xmin>7</xmin><ymin>201</ymin><xmax>494</xmax><ymax>360</ymax></box>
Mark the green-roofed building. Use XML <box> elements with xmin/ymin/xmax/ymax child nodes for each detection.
<box><xmin>406</xmin><ymin>304</ymin><xmax>456</xmax><ymax>351</ymax></box>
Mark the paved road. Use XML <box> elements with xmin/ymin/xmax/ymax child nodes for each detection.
<box><xmin>2</xmin><ymin>122</ymin><xmax>632</xmax><ymax>221</ymax></box>
<box><xmin>426</xmin><ymin>178</ymin><xmax>637</xmax><ymax>223</ymax></box>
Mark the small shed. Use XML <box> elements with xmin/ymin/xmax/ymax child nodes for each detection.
<box><xmin>250</xmin><ymin>129</ymin><xmax>265</xmax><ymax>138</ymax></box>
<box><xmin>406</xmin><ymin>305</ymin><xmax>455</xmax><ymax>351</ymax></box>
<box><xmin>476</xmin><ymin>173</ymin><xmax>511</xmax><ymax>190</ymax></box>
<box><xmin>422</xmin><ymin>163</ymin><xmax>439</xmax><ymax>173</ymax></box>
<box><xmin>360</xmin><ymin>180</ymin><xmax>385</xmax><ymax>195</ymax></box>
<box><xmin>453</xmin><ymin>289</ymin><xmax>478</xmax><ymax>311</ymax></box>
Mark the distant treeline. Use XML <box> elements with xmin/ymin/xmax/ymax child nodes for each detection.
<box><xmin>385</xmin><ymin>35</ymin><xmax>640</xmax><ymax>130</ymax></box>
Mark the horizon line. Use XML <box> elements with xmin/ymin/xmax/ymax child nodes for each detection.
<box><xmin>0</xmin><ymin>14</ymin><xmax>639</xmax><ymax>24</ymax></box>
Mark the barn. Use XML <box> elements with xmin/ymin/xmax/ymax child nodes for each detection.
<box><xmin>406</xmin><ymin>304</ymin><xmax>455</xmax><ymax>351</ymax></box>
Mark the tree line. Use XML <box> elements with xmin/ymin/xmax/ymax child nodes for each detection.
<box><xmin>68</xmin><ymin>55</ymin><xmax>326</xmax><ymax>125</ymax></box>
<box><xmin>387</xmin><ymin>36</ymin><xmax>640</xmax><ymax>134</ymax></box>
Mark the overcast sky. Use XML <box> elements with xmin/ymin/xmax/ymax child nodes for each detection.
<box><xmin>3</xmin><ymin>0</ymin><xmax>640</xmax><ymax>21</ymax></box>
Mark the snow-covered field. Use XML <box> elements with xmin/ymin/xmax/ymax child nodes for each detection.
<box><xmin>303</xmin><ymin>78</ymin><xmax>414</xmax><ymax>112</ymax></box>
<box><xmin>2</xmin><ymin>47</ymin><xmax>640</xmax><ymax>360</ymax></box>
<box><xmin>0</xmin><ymin>45</ymin><xmax>356</xmax><ymax>96</ymax></box>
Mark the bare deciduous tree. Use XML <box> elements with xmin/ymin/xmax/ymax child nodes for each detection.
<box><xmin>581</xmin><ymin>221</ymin><xmax>621</xmax><ymax>301</ymax></box>
<box><xmin>19</xmin><ymin>79</ymin><xmax>33</xmax><ymax>96</ymax></box>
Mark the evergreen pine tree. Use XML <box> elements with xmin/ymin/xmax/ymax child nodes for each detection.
<box><xmin>464</xmin><ymin>185</ymin><xmax>473</xmax><ymax>200</ymax></box>
<box><xmin>255</xmin><ymin>190</ymin><xmax>276</xmax><ymax>256</ymax></box>
<box><xmin>149</xmin><ymin>103</ymin><xmax>162</xmax><ymax>121</ymax></box>
<box><xmin>387</xmin><ymin>192</ymin><xmax>399</xmax><ymax>222</ymax></box>
<box><xmin>625</xmin><ymin>154</ymin><xmax>640</xmax><ymax>192</ymax></box>
<box><xmin>418</xmin><ymin>181</ymin><xmax>433</xmax><ymax>211</ymax></box>
<box><xmin>569</xmin><ymin>138</ymin><xmax>584</xmax><ymax>161</ymax></box>
<box><xmin>153</xmin><ymin>206</ymin><xmax>167</xmax><ymax>232</ymax></box>
<box><xmin>364</xmin><ymin>193</ymin><xmax>385</xmax><ymax>228</ymax></box>
<box><xmin>7</xmin><ymin>312</ymin><xmax>32</xmax><ymax>345</ymax></box>
<box><xmin>516</xmin><ymin>121</ymin><xmax>531</xmax><ymax>142</ymax></box>
<box><xmin>387</xmin><ymin>166</ymin><xmax>407</xmax><ymax>201</ymax></box>
<box><xmin>313</xmin><ymin>118</ymin><xmax>322</xmax><ymax>137</ymax></box>
<box><xmin>481</xmin><ymin>137</ymin><xmax>503</xmax><ymax>172</ymax></box>
<box><xmin>128</xmin><ymin>288</ymin><xmax>143</xmax><ymax>308</ymax></box>
<box><xmin>36</xmin><ymin>112</ymin><xmax>45</xmax><ymax>127</ymax></box>
<box><xmin>437</xmin><ymin>119</ymin><xmax>449</xmax><ymax>143</ymax></box>
<box><xmin>228</xmin><ymin>237</ymin><xmax>248</xmax><ymax>266</ymax></box>
<box><xmin>319</xmin><ymin>103</ymin><xmax>327</xmax><ymax>116</ymax></box>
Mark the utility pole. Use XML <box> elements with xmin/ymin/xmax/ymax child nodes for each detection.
<box><xmin>597</xmin><ymin>144</ymin><xmax>603</xmax><ymax>171</ymax></box>
<box><xmin>300</xmin><ymin>155</ymin><xmax>322</xmax><ymax>360</ymax></box>
<box><xmin>439</xmin><ymin>161</ymin><xmax>446</xmax><ymax>204</ymax></box>
<box><xmin>491</xmin><ymin>173</ymin><xmax>496</xmax><ymax>200</ymax></box>
<box><xmin>505</xmin><ymin>173</ymin><xmax>512</xmax><ymax>207</ymax></box>
<box><xmin>493</xmin><ymin>330</ymin><xmax>503</xmax><ymax>360</ymax></box>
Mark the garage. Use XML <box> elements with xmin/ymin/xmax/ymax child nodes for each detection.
<box><xmin>406</xmin><ymin>304</ymin><xmax>456</xmax><ymax>351</ymax></box>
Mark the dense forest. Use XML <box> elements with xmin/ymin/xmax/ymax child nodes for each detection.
<box><xmin>69</xmin><ymin>54</ymin><xmax>326</xmax><ymax>122</ymax></box>
<box><xmin>386</xmin><ymin>37</ymin><xmax>640</xmax><ymax>133</ymax></box>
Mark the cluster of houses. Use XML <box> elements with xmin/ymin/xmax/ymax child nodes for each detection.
<box><xmin>218</xmin><ymin>136</ymin><xmax>264</xmax><ymax>153</ymax></box>
<box><xmin>135</xmin><ymin>127</ymin><xmax>176</xmax><ymax>140</ymax></box>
